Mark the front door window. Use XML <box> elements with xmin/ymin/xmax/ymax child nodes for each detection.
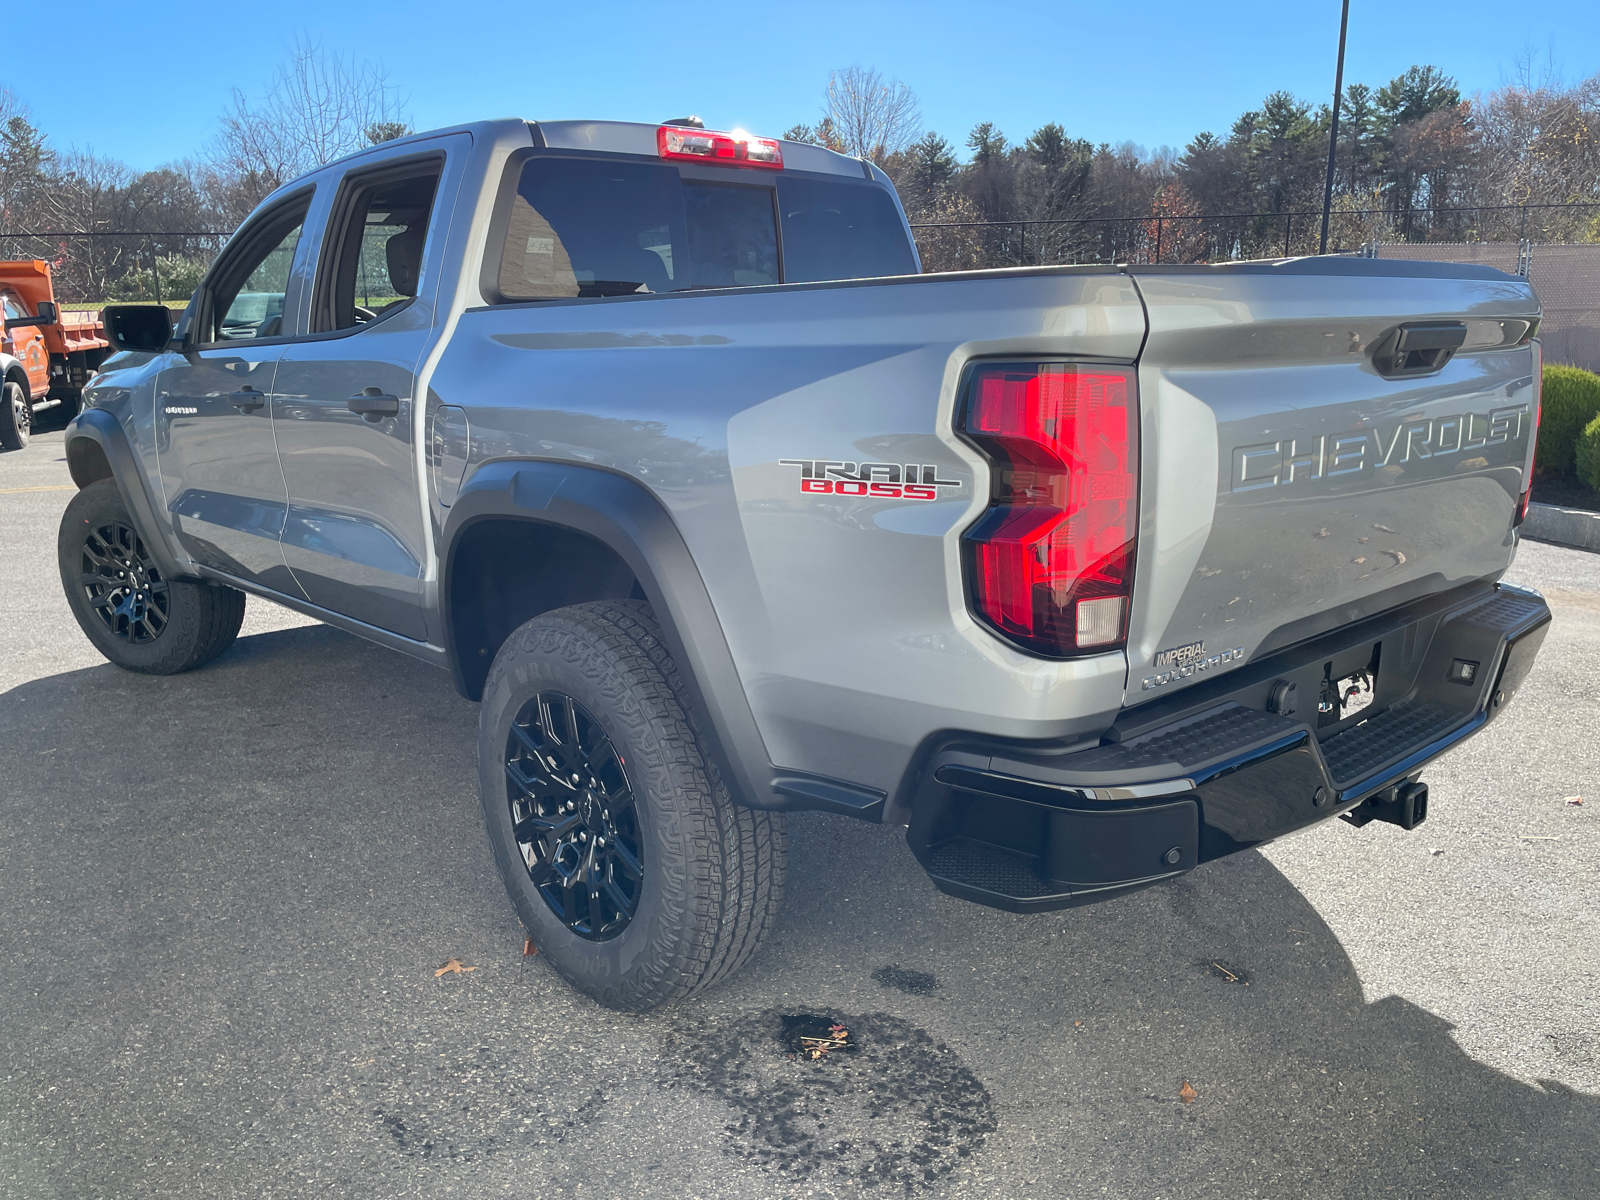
<box><xmin>208</xmin><ymin>209</ymin><xmax>307</xmax><ymax>342</ymax></box>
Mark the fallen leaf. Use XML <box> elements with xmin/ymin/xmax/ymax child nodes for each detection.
<box><xmin>1430</xmin><ymin>848</ymin><xmax>1445</xmax><ymax>856</ymax></box>
<box><xmin>1074</xmin><ymin>1020</ymin><xmax>1083</xmax><ymax>1027</ymax></box>
<box><xmin>1374</xmin><ymin>523</ymin><xmax>1396</xmax><ymax>533</ymax></box>
<box><xmin>1352</xmin><ymin>557</ymin><xmax>1367</xmax><ymax>564</ymax></box>
<box><xmin>435</xmin><ymin>958</ymin><xmax>477</xmax><ymax>977</ymax></box>
<box><xmin>1358</xmin><ymin>536</ymin><xmax>1369</xmax><ymax>543</ymax></box>
<box><xmin>1179</xmin><ymin>1081</ymin><xmax>1198</xmax><ymax>1104</ymax></box>
<box><xmin>1564</xmin><ymin>795</ymin><xmax>1583</xmax><ymax>806</ymax></box>
<box><xmin>1316</xmin><ymin>528</ymin><xmax>1329</xmax><ymax>538</ymax></box>
<box><xmin>523</xmin><ymin>938</ymin><xmax>539</xmax><ymax>956</ymax></box>
<box><xmin>1383</xmin><ymin>549</ymin><xmax>1407</xmax><ymax>565</ymax></box>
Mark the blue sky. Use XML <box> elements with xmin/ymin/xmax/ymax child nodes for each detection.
<box><xmin>9</xmin><ymin>0</ymin><xmax>1598</xmax><ymax>171</ymax></box>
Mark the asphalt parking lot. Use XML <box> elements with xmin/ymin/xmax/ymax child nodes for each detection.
<box><xmin>3</xmin><ymin>428</ymin><xmax>1597</xmax><ymax>1199</ymax></box>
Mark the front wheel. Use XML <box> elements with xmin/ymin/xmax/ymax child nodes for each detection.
<box><xmin>0</xmin><ymin>381</ymin><xmax>29</xmax><ymax>450</ymax></box>
<box><xmin>58</xmin><ymin>479</ymin><xmax>246</xmax><ymax>673</ymax></box>
<box><xmin>479</xmin><ymin>601</ymin><xmax>786</xmax><ymax>1012</ymax></box>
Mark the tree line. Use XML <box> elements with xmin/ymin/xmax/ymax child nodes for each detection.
<box><xmin>0</xmin><ymin>37</ymin><xmax>408</xmax><ymax>303</ymax></box>
<box><xmin>790</xmin><ymin>63</ymin><xmax>1600</xmax><ymax>270</ymax></box>
<box><xmin>2</xmin><ymin>51</ymin><xmax>1596</xmax><ymax>300</ymax></box>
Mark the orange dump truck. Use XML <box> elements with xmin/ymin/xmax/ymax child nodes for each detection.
<box><xmin>0</xmin><ymin>260</ymin><xmax>115</xmax><ymax>450</ymax></box>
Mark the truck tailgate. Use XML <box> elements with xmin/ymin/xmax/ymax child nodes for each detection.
<box><xmin>1125</xmin><ymin>259</ymin><xmax>1540</xmax><ymax>704</ymax></box>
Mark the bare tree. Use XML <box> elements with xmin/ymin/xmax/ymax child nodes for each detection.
<box><xmin>1474</xmin><ymin>71</ymin><xmax>1600</xmax><ymax>239</ymax></box>
<box><xmin>212</xmin><ymin>36</ymin><xmax>410</xmax><ymax>217</ymax></box>
<box><xmin>823</xmin><ymin>66</ymin><xmax>921</xmax><ymax>164</ymax></box>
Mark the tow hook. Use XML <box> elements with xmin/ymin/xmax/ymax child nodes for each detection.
<box><xmin>1340</xmin><ymin>781</ymin><xmax>1429</xmax><ymax>830</ymax></box>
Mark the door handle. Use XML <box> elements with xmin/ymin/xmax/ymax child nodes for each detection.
<box><xmin>348</xmin><ymin>388</ymin><xmax>400</xmax><ymax>420</ymax></box>
<box><xmin>227</xmin><ymin>387</ymin><xmax>265</xmax><ymax>412</ymax></box>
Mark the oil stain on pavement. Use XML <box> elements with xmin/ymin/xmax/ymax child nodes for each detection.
<box><xmin>665</xmin><ymin>1008</ymin><xmax>996</xmax><ymax>1190</ymax></box>
<box><xmin>872</xmin><ymin>965</ymin><xmax>939</xmax><ymax>996</ymax></box>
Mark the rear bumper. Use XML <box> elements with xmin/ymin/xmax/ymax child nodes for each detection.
<box><xmin>906</xmin><ymin>581</ymin><xmax>1551</xmax><ymax>912</ymax></box>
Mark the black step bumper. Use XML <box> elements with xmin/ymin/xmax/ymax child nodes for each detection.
<box><xmin>907</xmin><ymin>581</ymin><xmax>1550</xmax><ymax>913</ymax></box>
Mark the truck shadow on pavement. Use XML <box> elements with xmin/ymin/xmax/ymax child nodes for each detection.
<box><xmin>1</xmin><ymin>622</ymin><xmax>1595</xmax><ymax>1199</ymax></box>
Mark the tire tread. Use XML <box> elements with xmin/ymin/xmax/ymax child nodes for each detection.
<box><xmin>480</xmin><ymin>599</ymin><xmax>785</xmax><ymax>1011</ymax></box>
<box><xmin>58</xmin><ymin>479</ymin><xmax>245</xmax><ymax>675</ymax></box>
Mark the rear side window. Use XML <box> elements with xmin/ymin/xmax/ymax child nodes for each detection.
<box><xmin>495</xmin><ymin>156</ymin><xmax>911</xmax><ymax>301</ymax></box>
<box><xmin>317</xmin><ymin>161</ymin><xmax>442</xmax><ymax>331</ymax></box>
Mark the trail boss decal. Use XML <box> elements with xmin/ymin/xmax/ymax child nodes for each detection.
<box><xmin>779</xmin><ymin>459</ymin><xmax>963</xmax><ymax>502</ymax></box>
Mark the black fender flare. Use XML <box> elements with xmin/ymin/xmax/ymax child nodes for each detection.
<box><xmin>441</xmin><ymin>459</ymin><xmax>885</xmax><ymax>820</ymax></box>
<box><xmin>0</xmin><ymin>352</ymin><xmax>27</xmax><ymax>396</ymax></box>
<box><xmin>63</xmin><ymin>408</ymin><xmax>191</xmax><ymax>583</ymax></box>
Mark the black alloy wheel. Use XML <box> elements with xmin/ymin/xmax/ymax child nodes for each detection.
<box><xmin>79</xmin><ymin>519</ymin><xmax>171</xmax><ymax>644</ymax></box>
<box><xmin>505</xmin><ymin>691</ymin><xmax>644</xmax><ymax>941</ymax></box>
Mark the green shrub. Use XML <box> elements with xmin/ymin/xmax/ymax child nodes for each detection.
<box><xmin>109</xmin><ymin>255</ymin><xmax>210</xmax><ymax>304</ymax></box>
<box><xmin>1576</xmin><ymin>412</ymin><xmax>1600</xmax><ymax>493</ymax></box>
<box><xmin>1536</xmin><ymin>364</ymin><xmax>1600</xmax><ymax>477</ymax></box>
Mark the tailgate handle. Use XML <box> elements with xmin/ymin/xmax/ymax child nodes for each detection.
<box><xmin>1396</xmin><ymin>323</ymin><xmax>1467</xmax><ymax>352</ymax></box>
<box><xmin>1373</xmin><ymin>322</ymin><xmax>1467</xmax><ymax>378</ymax></box>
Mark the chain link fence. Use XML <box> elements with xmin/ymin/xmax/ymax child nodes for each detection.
<box><xmin>1367</xmin><ymin>240</ymin><xmax>1600</xmax><ymax>373</ymax></box>
<box><xmin>0</xmin><ymin>232</ymin><xmax>229</xmax><ymax>307</ymax></box>
<box><xmin>909</xmin><ymin>203</ymin><xmax>1600</xmax><ymax>272</ymax></box>
<box><xmin>3</xmin><ymin>204</ymin><xmax>1597</xmax><ymax>335</ymax></box>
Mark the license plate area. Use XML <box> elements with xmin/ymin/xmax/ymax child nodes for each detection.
<box><xmin>1318</xmin><ymin>642</ymin><xmax>1383</xmax><ymax>729</ymax></box>
<box><xmin>1335</xmin><ymin>667</ymin><xmax>1376</xmax><ymax>719</ymax></box>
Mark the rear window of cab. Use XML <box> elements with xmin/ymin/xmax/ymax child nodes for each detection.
<box><xmin>493</xmin><ymin>156</ymin><xmax>917</xmax><ymax>301</ymax></box>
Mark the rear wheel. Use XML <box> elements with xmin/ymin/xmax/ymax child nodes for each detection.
<box><xmin>0</xmin><ymin>381</ymin><xmax>29</xmax><ymax>450</ymax></box>
<box><xmin>479</xmin><ymin>600</ymin><xmax>786</xmax><ymax>1012</ymax></box>
<box><xmin>58</xmin><ymin>479</ymin><xmax>246</xmax><ymax>674</ymax></box>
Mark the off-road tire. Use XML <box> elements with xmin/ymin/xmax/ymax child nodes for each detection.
<box><xmin>58</xmin><ymin>479</ymin><xmax>246</xmax><ymax>674</ymax></box>
<box><xmin>0</xmin><ymin>381</ymin><xmax>29</xmax><ymax>450</ymax></box>
<box><xmin>479</xmin><ymin>600</ymin><xmax>787</xmax><ymax>1012</ymax></box>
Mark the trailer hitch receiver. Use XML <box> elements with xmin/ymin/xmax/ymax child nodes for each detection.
<box><xmin>1340</xmin><ymin>781</ymin><xmax>1429</xmax><ymax>831</ymax></box>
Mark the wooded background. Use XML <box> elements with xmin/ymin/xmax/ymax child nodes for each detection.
<box><xmin>2</xmin><ymin>46</ymin><xmax>1596</xmax><ymax>300</ymax></box>
<box><xmin>791</xmin><ymin>64</ymin><xmax>1600</xmax><ymax>269</ymax></box>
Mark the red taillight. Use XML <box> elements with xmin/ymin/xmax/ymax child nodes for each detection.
<box><xmin>1516</xmin><ymin>340</ymin><xmax>1542</xmax><ymax>528</ymax></box>
<box><xmin>960</xmin><ymin>362</ymin><xmax>1138</xmax><ymax>657</ymax></box>
<box><xmin>657</xmin><ymin>125</ymin><xmax>783</xmax><ymax>169</ymax></box>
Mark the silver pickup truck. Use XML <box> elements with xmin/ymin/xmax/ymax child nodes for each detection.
<box><xmin>60</xmin><ymin>117</ymin><xmax>1550</xmax><ymax>1011</ymax></box>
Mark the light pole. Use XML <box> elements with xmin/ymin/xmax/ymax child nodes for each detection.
<box><xmin>1319</xmin><ymin>0</ymin><xmax>1351</xmax><ymax>255</ymax></box>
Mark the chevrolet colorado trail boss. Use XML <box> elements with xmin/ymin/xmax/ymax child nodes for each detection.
<box><xmin>59</xmin><ymin>117</ymin><xmax>1550</xmax><ymax>1011</ymax></box>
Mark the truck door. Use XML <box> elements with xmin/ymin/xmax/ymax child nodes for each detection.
<box><xmin>156</xmin><ymin>192</ymin><xmax>313</xmax><ymax>593</ymax></box>
<box><xmin>270</xmin><ymin>141</ymin><xmax>463</xmax><ymax>641</ymax></box>
<box><xmin>2</xmin><ymin>291</ymin><xmax>49</xmax><ymax>397</ymax></box>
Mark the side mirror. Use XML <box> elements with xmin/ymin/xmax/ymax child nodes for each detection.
<box><xmin>103</xmin><ymin>304</ymin><xmax>175</xmax><ymax>353</ymax></box>
<box><xmin>3</xmin><ymin>299</ymin><xmax>59</xmax><ymax>330</ymax></box>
